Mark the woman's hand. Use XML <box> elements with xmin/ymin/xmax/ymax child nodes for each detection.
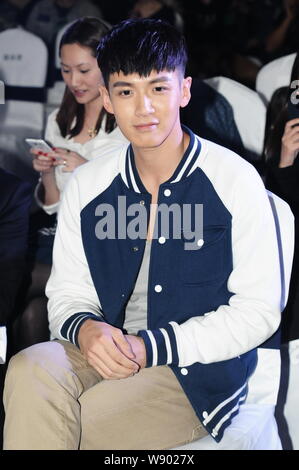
<box><xmin>280</xmin><ymin>118</ymin><xmax>299</xmax><ymax>167</ymax></box>
<box><xmin>31</xmin><ymin>148</ymin><xmax>55</xmax><ymax>174</ymax></box>
<box><xmin>52</xmin><ymin>148</ymin><xmax>87</xmax><ymax>172</ymax></box>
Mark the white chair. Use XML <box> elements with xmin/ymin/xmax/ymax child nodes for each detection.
<box><xmin>256</xmin><ymin>53</ymin><xmax>296</xmax><ymax>105</ymax></box>
<box><xmin>205</xmin><ymin>76</ymin><xmax>266</xmax><ymax>159</ymax></box>
<box><xmin>174</xmin><ymin>191</ymin><xmax>294</xmax><ymax>450</ymax></box>
<box><xmin>0</xmin><ymin>27</ymin><xmax>48</xmax><ymax>183</ymax></box>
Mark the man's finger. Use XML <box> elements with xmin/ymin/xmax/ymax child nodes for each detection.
<box><xmin>101</xmin><ymin>341</ymin><xmax>138</xmax><ymax>371</ymax></box>
<box><xmin>88</xmin><ymin>351</ymin><xmax>136</xmax><ymax>379</ymax></box>
<box><xmin>113</xmin><ymin>333</ymin><xmax>135</xmax><ymax>360</ymax></box>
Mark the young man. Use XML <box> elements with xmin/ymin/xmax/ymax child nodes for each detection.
<box><xmin>3</xmin><ymin>19</ymin><xmax>285</xmax><ymax>450</ymax></box>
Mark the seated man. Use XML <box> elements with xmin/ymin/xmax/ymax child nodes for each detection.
<box><xmin>3</xmin><ymin>19</ymin><xmax>285</xmax><ymax>450</ymax></box>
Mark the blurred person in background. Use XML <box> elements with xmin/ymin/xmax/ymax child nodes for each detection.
<box><xmin>129</xmin><ymin>0</ymin><xmax>183</xmax><ymax>31</ymax></box>
<box><xmin>184</xmin><ymin>0</ymin><xmax>283</xmax><ymax>87</ymax></box>
<box><xmin>0</xmin><ymin>167</ymin><xmax>31</xmax><ymax>447</ymax></box>
<box><xmin>0</xmin><ymin>168</ymin><xmax>31</xmax><ymax>362</ymax></box>
<box><xmin>265</xmin><ymin>0</ymin><xmax>299</xmax><ymax>60</ymax></box>
<box><xmin>93</xmin><ymin>0</ymin><xmax>134</xmax><ymax>25</ymax></box>
<box><xmin>0</xmin><ymin>0</ymin><xmax>38</xmax><ymax>31</ymax></box>
<box><xmin>25</xmin><ymin>0</ymin><xmax>103</xmax><ymax>47</ymax></box>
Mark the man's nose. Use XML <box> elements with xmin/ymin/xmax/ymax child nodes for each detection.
<box><xmin>135</xmin><ymin>94</ymin><xmax>154</xmax><ymax>116</ymax></box>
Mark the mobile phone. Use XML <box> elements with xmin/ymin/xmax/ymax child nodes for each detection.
<box><xmin>287</xmin><ymin>99</ymin><xmax>299</xmax><ymax>124</ymax></box>
<box><xmin>25</xmin><ymin>138</ymin><xmax>53</xmax><ymax>153</ymax></box>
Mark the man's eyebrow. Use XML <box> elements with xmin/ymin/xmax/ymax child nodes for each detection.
<box><xmin>112</xmin><ymin>76</ymin><xmax>173</xmax><ymax>88</ymax></box>
<box><xmin>150</xmin><ymin>76</ymin><xmax>172</xmax><ymax>84</ymax></box>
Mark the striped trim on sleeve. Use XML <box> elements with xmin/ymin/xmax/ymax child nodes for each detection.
<box><xmin>137</xmin><ymin>322</ymin><xmax>179</xmax><ymax>367</ymax></box>
<box><xmin>60</xmin><ymin>312</ymin><xmax>103</xmax><ymax>347</ymax></box>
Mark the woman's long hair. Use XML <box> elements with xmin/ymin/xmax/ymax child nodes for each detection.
<box><xmin>262</xmin><ymin>86</ymin><xmax>289</xmax><ymax>166</ymax></box>
<box><xmin>263</xmin><ymin>52</ymin><xmax>299</xmax><ymax>166</ymax></box>
<box><xmin>56</xmin><ymin>17</ymin><xmax>115</xmax><ymax>138</ymax></box>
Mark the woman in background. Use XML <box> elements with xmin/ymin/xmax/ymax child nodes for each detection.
<box><xmin>263</xmin><ymin>52</ymin><xmax>299</xmax><ymax>343</ymax></box>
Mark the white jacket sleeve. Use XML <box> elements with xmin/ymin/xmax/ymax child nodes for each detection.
<box><xmin>34</xmin><ymin>180</ymin><xmax>60</xmax><ymax>215</ymax></box>
<box><xmin>34</xmin><ymin>109</ymin><xmax>61</xmax><ymax>215</ymax></box>
<box><xmin>46</xmin><ymin>174</ymin><xmax>103</xmax><ymax>344</ymax></box>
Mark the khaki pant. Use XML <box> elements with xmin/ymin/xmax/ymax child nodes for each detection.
<box><xmin>3</xmin><ymin>340</ymin><xmax>207</xmax><ymax>450</ymax></box>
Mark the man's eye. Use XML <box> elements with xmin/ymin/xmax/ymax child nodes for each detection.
<box><xmin>80</xmin><ymin>70</ymin><xmax>89</xmax><ymax>74</ymax></box>
<box><xmin>119</xmin><ymin>90</ymin><xmax>132</xmax><ymax>96</ymax></box>
<box><xmin>154</xmin><ymin>86</ymin><xmax>167</xmax><ymax>92</ymax></box>
<box><xmin>62</xmin><ymin>69</ymin><xmax>69</xmax><ymax>73</ymax></box>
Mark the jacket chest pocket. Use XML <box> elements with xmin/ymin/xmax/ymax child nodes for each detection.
<box><xmin>179</xmin><ymin>225</ymin><xmax>229</xmax><ymax>285</ymax></box>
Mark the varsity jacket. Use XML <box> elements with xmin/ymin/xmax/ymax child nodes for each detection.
<box><xmin>47</xmin><ymin>127</ymin><xmax>283</xmax><ymax>442</ymax></box>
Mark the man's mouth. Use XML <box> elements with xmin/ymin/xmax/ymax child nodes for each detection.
<box><xmin>134</xmin><ymin>122</ymin><xmax>159</xmax><ymax>130</ymax></box>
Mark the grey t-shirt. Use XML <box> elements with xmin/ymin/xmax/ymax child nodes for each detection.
<box><xmin>124</xmin><ymin>241</ymin><xmax>151</xmax><ymax>334</ymax></box>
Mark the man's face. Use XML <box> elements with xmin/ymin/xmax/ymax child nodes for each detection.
<box><xmin>101</xmin><ymin>69</ymin><xmax>191</xmax><ymax>150</ymax></box>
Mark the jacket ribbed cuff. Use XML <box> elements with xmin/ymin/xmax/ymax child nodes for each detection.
<box><xmin>60</xmin><ymin>312</ymin><xmax>103</xmax><ymax>347</ymax></box>
<box><xmin>137</xmin><ymin>322</ymin><xmax>179</xmax><ymax>367</ymax></box>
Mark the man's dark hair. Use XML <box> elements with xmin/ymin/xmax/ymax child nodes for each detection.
<box><xmin>97</xmin><ymin>19</ymin><xmax>188</xmax><ymax>88</ymax></box>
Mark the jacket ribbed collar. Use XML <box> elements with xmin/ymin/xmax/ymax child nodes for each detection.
<box><xmin>123</xmin><ymin>126</ymin><xmax>202</xmax><ymax>194</ymax></box>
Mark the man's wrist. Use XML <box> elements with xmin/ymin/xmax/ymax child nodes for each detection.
<box><xmin>78</xmin><ymin>317</ymin><xmax>100</xmax><ymax>340</ymax></box>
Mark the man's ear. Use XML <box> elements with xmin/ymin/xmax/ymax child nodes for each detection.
<box><xmin>180</xmin><ymin>76</ymin><xmax>192</xmax><ymax>109</ymax></box>
<box><xmin>100</xmin><ymin>85</ymin><xmax>114</xmax><ymax>114</ymax></box>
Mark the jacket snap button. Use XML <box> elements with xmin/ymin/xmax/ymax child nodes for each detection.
<box><xmin>197</xmin><ymin>239</ymin><xmax>204</xmax><ymax>247</ymax></box>
<box><xmin>181</xmin><ymin>368</ymin><xmax>188</xmax><ymax>375</ymax></box>
<box><xmin>164</xmin><ymin>189</ymin><xmax>171</xmax><ymax>197</ymax></box>
<box><xmin>154</xmin><ymin>284</ymin><xmax>162</xmax><ymax>293</ymax></box>
<box><xmin>132</xmin><ymin>246</ymin><xmax>139</xmax><ymax>252</ymax></box>
<box><xmin>140</xmin><ymin>200</ymin><xmax>145</xmax><ymax>205</ymax></box>
<box><xmin>158</xmin><ymin>236</ymin><xmax>166</xmax><ymax>244</ymax></box>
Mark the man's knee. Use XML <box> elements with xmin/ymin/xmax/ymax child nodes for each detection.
<box><xmin>6</xmin><ymin>341</ymin><xmax>77</xmax><ymax>387</ymax></box>
<box><xmin>6</xmin><ymin>340</ymin><xmax>99</xmax><ymax>397</ymax></box>
<box><xmin>6</xmin><ymin>342</ymin><xmax>53</xmax><ymax>384</ymax></box>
